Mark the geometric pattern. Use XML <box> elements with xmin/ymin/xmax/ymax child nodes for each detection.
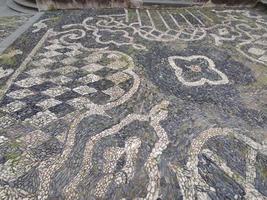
<box><xmin>0</xmin><ymin>7</ymin><xmax>266</xmax><ymax>200</ymax></box>
<box><xmin>0</xmin><ymin>42</ymin><xmax>133</xmax><ymax>128</ymax></box>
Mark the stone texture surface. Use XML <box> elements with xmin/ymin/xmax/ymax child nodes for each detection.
<box><xmin>0</xmin><ymin>7</ymin><xmax>266</xmax><ymax>200</ymax></box>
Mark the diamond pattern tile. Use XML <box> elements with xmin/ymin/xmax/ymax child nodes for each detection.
<box><xmin>0</xmin><ymin>49</ymin><xmax>133</xmax><ymax>123</ymax></box>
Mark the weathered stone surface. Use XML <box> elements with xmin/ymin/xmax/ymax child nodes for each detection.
<box><xmin>255</xmin><ymin>153</ymin><xmax>267</xmax><ymax>196</ymax></box>
<box><xmin>37</xmin><ymin>0</ymin><xmax>143</xmax><ymax>10</ymax></box>
<box><xmin>0</xmin><ymin>6</ymin><xmax>266</xmax><ymax>200</ymax></box>
<box><xmin>198</xmin><ymin>154</ymin><xmax>246</xmax><ymax>200</ymax></box>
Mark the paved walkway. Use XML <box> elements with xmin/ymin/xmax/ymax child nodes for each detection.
<box><xmin>0</xmin><ymin>7</ymin><xmax>267</xmax><ymax>200</ymax></box>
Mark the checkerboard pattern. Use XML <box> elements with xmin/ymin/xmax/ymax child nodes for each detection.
<box><xmin>0</xmin><ymin>41</ymin><xmax>133</xmax><ymax>128</ymax></box>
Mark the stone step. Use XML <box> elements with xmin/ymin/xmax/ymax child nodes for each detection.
<box><xmin>143</xmin><ymin>0</ymin><xmax>258</xmax><ymax>6</ymax></box>
<box><xmin>143</xmin><ymin>0</ymin><xmax>203</xmax><ymax>6</ymax></box>
<box><xmin>14</xmin><ymin>0</ymin><xmax>38</xmax><ymax>9</ymax></box>
<box><xmin>7</xmin><ymin>0</ymin><xmax>38</xmax><ymax>14</ymax></box>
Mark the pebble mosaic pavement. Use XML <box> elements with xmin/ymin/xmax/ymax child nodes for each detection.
<box><xmin>0</xmin><ymin>7</ymin><xmax>267</xmax><ymax>200</ymax></box>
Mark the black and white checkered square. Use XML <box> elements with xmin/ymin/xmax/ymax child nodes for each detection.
<box><xmin>0</xmin><ymin>47</ymin><xmax>133</xmax><ymax>128</ymax></box>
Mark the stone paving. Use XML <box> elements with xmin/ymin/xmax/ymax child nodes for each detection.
<box><xmin>0</xmin><ymin>6</ymin><xmax>267</xmax><ymax>200</ymax></box>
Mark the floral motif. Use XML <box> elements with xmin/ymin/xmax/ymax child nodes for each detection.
<box><xmin>81</xmin><ymin>17</ymin><xmax>146</xmax><ymax>50</ymax></box>
<box><xmin>1</xmin><ymin>8</ymin><xmax>267</xmax><ymax>200</ymax></box>
<box><xmin>209</xmin><ymin>24</ymin><xmax>242</xmax><ymax>46</ymax></box>
<box><xmin>92</xmin><ymin>29</ymin><xmax>146</xmax><ymax>50</ymax></box>
<box><xmin>168</xmin><ymin>55</ymin><xmax>229</xmax><ymax>86</ymax></box>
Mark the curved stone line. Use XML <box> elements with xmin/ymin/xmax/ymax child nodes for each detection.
<box><xmin>206</xmin><ymin>9</ymin><xmax>267</xmax><ymax>47</ymax></box>
<box><xmin>137</xmin><ymin>101</ymin><xmax>169</xmax><ymax>200</ymax></box>
<box><xmin>129</xmin><ymin>23</ymin><xmax>206</xmax><ymax>42</ymax></box>
<box><xmin>235</xmin><ymin>23</ymin><xmax>264</xmax><ymax>38</ymax></box>
<box><xmin>58</xmin><ymin>9</ymin><xmax>265</xmax><ymax>48</ymax></box>
<box><xmin>127</xmin><ymin>9</ymin><xmax>207</xmax><ymax>42</ymax></box>
<box><xmin>36</xmin><ymin>50</ymin><xmax>141</xmax><ymax>200</ymax></box>
<box><xmin>129</xmin><ymin>10</ymin><xmax>263</xmax><ymax>45</ymax></box>
<box><xmin>32</xmin><ymin>19</ymin><xmax>51</xmax><ymax>33</ymax></box>
<box><xmin>169</xmin><ymin>128</ymin><xmax>234</xmax><ymax>200</ymax></box>
<box><xmin>213</xmin><ymin>9</ymin><xmax>266</xmax><ymax>24</ymax></box>
<box><xmin>168</xmin><ymin>55</ymin><xmax>229</xmax><ymax>87</ymax></box>
<box><xmin>237</xmin><ymin>39</ymin><xmax>267</xmax><ymax>66</ymax></box>
<box><xmin>61</xmin><ymin>17</ymin><xmax>147</xmax><ymax>50</ymax></box>
<box><xmin>206</xmin><ymin>20</ymin><xmax>265</xmax><ymax>46</ymax></box>
<box><xmin>81</xmin><ymin>17</ymin><xmax>147</xmax><ymax>50</ymax></box>
<box><xmin>208</xmin><ymin>25</ymin><xmax>243</xmax><ymax>46</ymax></box>
<box><xmin>82</xmin><ymin>12</ymin><xmax>206</xmax><ymax>43</ymax></box>
<box><xmin>132</xmin><ymin>26</ymin><xmax>206</xmax><ymax>42</ymax></box>
<box><xmin>212</xmin><ymin>9</ymin><xmax>256</xmax><ymax>23</ymax></box>
<box><xmin>50</xmin><ymin>28</ymin><xmax>87</xmax><ymax>51</ymax></box>
<box><xmin>0</xmin><ymin>185</ymin><xmax>36</xmax><ymax>200</ymax></box>
<box><xmin>234</xmin><ymin>22</ymin><xmax>265</xmax><ymax>47</ymax></box>
<box><xmin>94</xmin><ymin>137</ymin><xmax>142</xmax><ymax>198</ymax></box>
<box><xmin>120</xmin><ymin>137</ymin><xmax>141</xmax><ymax>182</ymax></box>
<box><xmin>0</xmin><ymin>27</ymin><xmax>84</xmax><ymax>197</ymax></box>
<box><xmin>201</xmin><ymin>148</ymin><xmax>265</xmax><ymax>200</ymax></box>
<box><xmin>206</xmin><ymin>10</ymin><xmax>266</xmax><ymax>46</ymax></box>
<box><xmin>50</xmin><ymin>28</ymin><xmax>111</xmax><ymax>58</ymax></box>
<box><xmin>63</xmin><ymin>101</ymin><xmax>170</xmax><ymax>200</ymax></box>
<box><xmin>63</xmin><ymin>114</ymin><xmax>148</xmax><ymax>200</ymax></box>
<box><xmin>92</xmin><ymin>28</ymin><xmax>147</xmax><ymax>50</ymax></box>
<box><xmin>169</xmin><ymin>128</ymin><xmax>267</xmax><ymax>200</ymax></box>
<box><xmin>54</xmin><ymin>9</ymin><xmax>266</xmax><ymax>50</ymax></box>
<box><xmin>95</xmin><ymin>15</ymin><xmax>127</xmax><ymax>29</ymax></box>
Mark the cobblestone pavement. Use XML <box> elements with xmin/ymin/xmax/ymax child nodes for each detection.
<box><xmin>0</xmin><ymin>7</ymin><xmax>267</xmax><ymax>200</ymax></box>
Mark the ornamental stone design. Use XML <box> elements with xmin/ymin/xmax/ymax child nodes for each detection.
<box><xmin>238</xmin><ymin>34</ymin><xmax>267</xmax><ymax>65</ymax></box>
<box><xmin>209</xmin><ymin>24</ymin><xmax>242</xmax><ymax>46</ymax></box>
<box><xmin>0</xmin><ymin>7</ymin><xmax>266</xmax><ymax>200</ymax></box>
<box><xmin>168</xmin><ymin>55</ymin><xmax>229</xmax><ymax>86</ymax></box>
